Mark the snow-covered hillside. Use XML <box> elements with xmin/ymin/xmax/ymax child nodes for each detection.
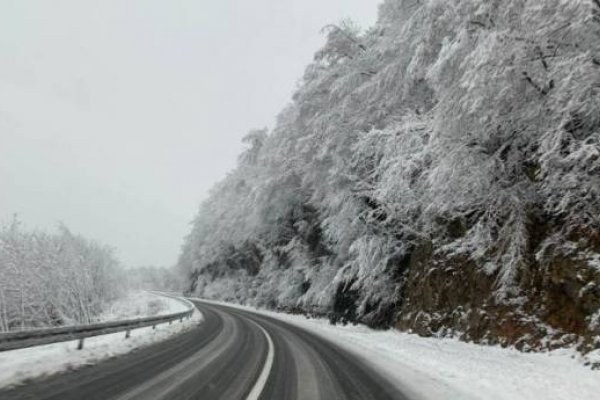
<box><xmin>178</xmin><ymin>0</ymin><xmax>600</xmax><ymax>355</ymax></box>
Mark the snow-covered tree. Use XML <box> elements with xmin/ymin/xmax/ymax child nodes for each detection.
<box><xmin>178</xmin><ymin>0</ymin><xmax>600</xmax><ymax>349</ymax></box>
<box><xmin>0</xmin><ymin>218</ymin><xmax>126</xmax><ymax>331</ymax></box>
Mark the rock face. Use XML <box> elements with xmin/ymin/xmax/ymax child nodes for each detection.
<box><xmin>396</xmin><ymin>232</ymin><xmax>600</xmax><ymax>354</ymax></box>
<box><xmin>178</xmin><ymin>0</ymin><xmax>600</xmax><ymax>357</ymax></box>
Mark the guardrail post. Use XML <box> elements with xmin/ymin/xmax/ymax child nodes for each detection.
<box><xmin>125</xmin><ymin>329</ymin><xmax>131</xmax><ymax>339</ymax></box>
<box><xmin>152</xmin><ymin>325</ymin><xmax>156</xmax><ymax>330</ymax></box>
<box><xmin>77</xmin><ymin>338</ymin><xmax>85</xmax><ymax>350</ymax></box>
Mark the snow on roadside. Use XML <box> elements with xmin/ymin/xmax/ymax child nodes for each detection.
<box><xmin>94</xmin><ymin>291</ymin><xmax>189</xmax><ymax>322</ymax></box>
<box><xmin>0</xmin><ymin>294</ymin><xmax>202</xmax><ymax>390</ymax></box>
<box><xmin>196</xmin><ymin>299</ymin><xmax>600</xmax><ymax>400</ymax></box>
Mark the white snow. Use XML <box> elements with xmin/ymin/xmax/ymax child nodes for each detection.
<box><xmin>0</xmin><ymin>294</ymin><xmax>202</xmax><ymax>390</ymax></box>
<box><xmin>94</xmin><ymin>291</ymin><xmax>190</xmax><ymax>322</ymax></box>
<box><xmin>195</xmin><ymin>299</ymin><xmax>600</xmax><ymax>400</ymax></box>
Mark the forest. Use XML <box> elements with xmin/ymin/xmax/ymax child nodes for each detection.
<box><xmin>178</xmin><ymin>0</ymin><xmax>600</xmax><ymax>352</ymax></box>
<box><xmin>0</xmin><ymin>217</ymin><xmax>126</xmax><ymax>331</ymax></box>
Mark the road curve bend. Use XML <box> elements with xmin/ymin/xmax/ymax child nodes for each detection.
<box><xmin>0</xmin><ymin>301</ymin><xmax>411</xmax><ymax>400</ymax></box>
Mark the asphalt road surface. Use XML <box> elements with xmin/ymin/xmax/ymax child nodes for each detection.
<box><xmin>0</xmin><ymin>301</ymin><xmax>410</xmax><ymax>400</ymax></box>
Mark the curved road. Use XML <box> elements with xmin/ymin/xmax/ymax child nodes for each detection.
<box><xmin>0</xmin><ymin>301</ymin><xmax>410</xmax><ymax>400</ymax></box>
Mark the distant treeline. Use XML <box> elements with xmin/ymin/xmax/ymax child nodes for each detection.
<box><xmin>128</xmin><ymin>265</ymin><xmax>183</xmax><ymax>293</ymax></box>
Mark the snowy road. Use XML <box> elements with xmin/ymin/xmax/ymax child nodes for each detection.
<box><xmin>0</xmin><ymin>301</ymin><xmax>409</xmax><ymax>400</ymax></box>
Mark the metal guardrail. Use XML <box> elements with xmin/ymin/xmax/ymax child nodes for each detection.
<box><xmin>0</xmin><ymin>294</ymin><xmax>195</xmax><ymax>352</ymax></box>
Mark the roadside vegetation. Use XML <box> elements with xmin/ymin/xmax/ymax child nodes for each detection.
<box><xmin>0</xmin><ymin>217</ymin><xmax>126</xmax><ymax>331</ymax></box>
<box><xmin>178</xmin><ymin>0</ymin><xmax>600</xmax><ymax>354</ymax></box>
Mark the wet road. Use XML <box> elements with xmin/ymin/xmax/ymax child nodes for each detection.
<box><xmin>0</xmin><ymin>301</ymin><xmax>410</xmax><ymax>400</ymax></box>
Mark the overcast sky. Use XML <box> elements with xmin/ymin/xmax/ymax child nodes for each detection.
<box><xmin>0</xmin><ymin>0</ymin><xmax>380</xmax><ymax>267</ymax></box>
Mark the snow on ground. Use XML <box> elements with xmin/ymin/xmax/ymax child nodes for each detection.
<box><xmin>0</xmin><ymin>294</ymin><xmax>202</xmax><ymax>390</ymax></box>
<box><xmin>196</xmin><ymin>299</ymin><xmax>600</xmax><ymax>400</ymax></box>
<box><xmin>95</xmin><ymin>291</ymin><xmax>189</xmax><ymax>322</ymax></box>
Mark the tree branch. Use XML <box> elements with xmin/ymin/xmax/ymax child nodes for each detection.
<box><xmin>522</xmin><ymin>72</ymin><xmax>553</xmax><ymax>96</ymax></box>
<box><xmin>522</xmin><ymin>72</ymin><xmax>544</xmax><ymax>95</ymax></box>
<box><xmin>536</xmin><ymin>47</ymin><xmax>549</xmax><ymax>70</ymax></box>
<box><xmin>325</xmin><ymin>24</ymin><xmax>367</xmax><ymax>52</ymax></box>
<box><xmin>468</xmin><ymin>20</ymin><xmax>487</xmax><ymax>28</ymax></box>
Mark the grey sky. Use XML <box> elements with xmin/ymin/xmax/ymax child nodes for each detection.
<box><xmin>0</xmin><ymin>0</ymin><xmax>380</xmax><ymax>267</ymax></box>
